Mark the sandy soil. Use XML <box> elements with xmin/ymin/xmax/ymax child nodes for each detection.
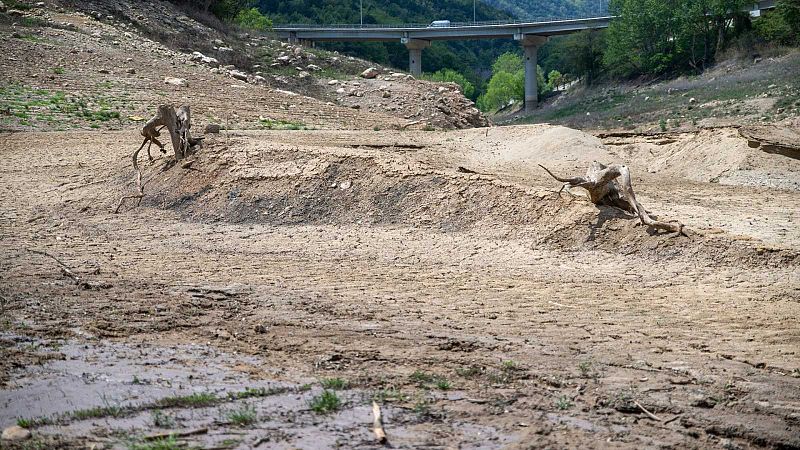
<box><xmin>1</xmin><ymin>124</ymin><xmax>798</xmax><ymax>449</ymax></box>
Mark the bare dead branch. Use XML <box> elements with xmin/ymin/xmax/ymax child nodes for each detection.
<box><xmin>633</xmin><ymin>400</ymin><xmax>662</xmax><ymax>421</ymax></box>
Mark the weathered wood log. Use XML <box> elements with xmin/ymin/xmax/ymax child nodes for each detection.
<box><xmin>540</xmin><ymin>162</ymin><xmax>686</xmax><ymax>236</ymax></box>
<box><xmin>115</xmin><ymin>104</ymin><xmax>203</xmax><ymax>213</ymax></box>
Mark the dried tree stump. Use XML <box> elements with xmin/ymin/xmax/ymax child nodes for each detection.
<box><xmin>115</xmin><ymin>104</ymin><xmax>203</xmax><ymax>213</ymax></box>
<box><xmin>540</xmin><ymin>161</ymin><xmax>686</xmax><ymax>236</ymax></box>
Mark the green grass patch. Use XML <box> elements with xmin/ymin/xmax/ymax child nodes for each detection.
<box><xmin>309</xmin><ymin>390</ymin><xmax>341</xmax><ymax>414</ymax></box>
<box><xmin>227</xmin><ymin>386</ymin><xmax>288</xmax><ymax>400</ymax></box>
<box><xmin>127</xmin><ymin>435</ymin><xmax>180</xmax><ymax>450</ymax></box>
<box><xmin>320</xmin><ymin>378</ymin><xmax>349</xmax><ymax>390</ymax></box>
<box><xmin>71</xmin><ymin>405</ymin><xmax>124</xmax><ymax>420</ymax></box>
<box><xmin>259</xmin><ymin>117</ymin><xmax>308</xmax><ymax>130</ymax></box>
<box><xmin>157</xmin><ymin>392</ymin><xmax>218</xmax><ymax>408</ymax></box>
<box><xmin>225</xmin><ymin>404</ymin><xmax>257</xmax><ymax>426</ymax></box>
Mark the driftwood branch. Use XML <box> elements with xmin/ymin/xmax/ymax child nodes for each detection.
<box><xmin>540</xmin><ymin>162</ymin><xmax>686</xmax><ymax>236</ymax></box>
<box><xmin>633</xmin><ymin>400</ymin><xmax>662</xmax><ymax>421</ymax></box>
<box><xmin>372</xmin><ymin>401</ymin><xmax>387</xmax><ymax>444</ymax></box>
<box><xmin>115</xmin><ymin>104</ymin><xmax>203</xmax><ymax>213</ymax></box>
<box><xmin>27</xmin><ymin>248</ymin><xmax>107</xmax><ymax>289</ymax></box>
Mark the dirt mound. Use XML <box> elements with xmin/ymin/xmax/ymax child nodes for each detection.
<box><xmin>115</xmin><ymin>132</ymin><xmax>798</xmax><ymax>269</ymax></box>
<box><xmin>600</xmin><ymin>128</ymin><xmax>800</xmax><ymax>190</ymax></box>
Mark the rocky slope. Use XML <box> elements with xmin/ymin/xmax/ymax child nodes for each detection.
<box><xmin>0</xmin><ymin>0</ymin><xmax>488</xmax><ymax>132</ymax></box>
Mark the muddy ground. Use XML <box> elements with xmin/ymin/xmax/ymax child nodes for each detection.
<box><xmin>0</xmin><ymin>124</ymin><xmax>798</xmax><ymax>449</ymax></box>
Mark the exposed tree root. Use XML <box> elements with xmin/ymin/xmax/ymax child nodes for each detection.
<box><xmin>115</xmin><ymin>104</ymin><xmax>203</xmax><ymax>214</ymax></box>
<box><xmin>539</xmin><ymin>162</ymin><xmax>687</xmax><ymax>236</ymax></box>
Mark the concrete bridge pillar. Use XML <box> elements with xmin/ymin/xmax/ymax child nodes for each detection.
<box><xmin>288</xmin><ymin>31</ymin><xmax>298</xmax><ymax>44</ymax></box>
<box><xmin>516</xmin><ymin>35</ymin><xmax>548</xmax><ymax>112</ymax></box>
<box><xmin>403</xmin><ymin>38</ymin><xmax>430</xmax><ymax>77</ymax></box>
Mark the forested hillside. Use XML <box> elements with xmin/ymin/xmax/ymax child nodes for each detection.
<box><xmin>254</xmin><ymin>0</ymin><xmax>522</xmax><ymax>89</ymax></box>
<box><xmin>483</xmin><ymin>0</ymin><xmax>607</xmax><ymax>20</ymax></box>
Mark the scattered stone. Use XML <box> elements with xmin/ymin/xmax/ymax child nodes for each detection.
<box><xmin>212</xmin><ymin>38</ymin><xmax>224</xmax><ymax>46</ymax></box>
<box><xmin>382</xmin><ymin>91</ymin><xmax>391</xmax><ymax>98</ymax></box>
<box><xmin>98</xmin><ymin>68</ymin><xmax>110</xmax><ymax>74</ymax></box>
<box><xmin>218</xmin><ymin>46</ymin><xmax>233</xmax><ymax>52</ymax></box>
<box><xmin>126</xmin><ymin>68</ymin><xmax>136</xmax><ymax>74</ymax></box>
<box><xmin>307</xmin><ymin>64</ymin><xmax>322</xmax><ymax>71</ymax></box>
<box><xmin>164</xmin><ymin>77</ymin><xmax>188</xmax><ymax>87</ymax></box>
<box><xmin>2</xmin><ymin>426</ymin><xmax>31</xmax><ymax>441</ymax></box>
<box><xmin>204</xmin><ymin>124</ymin><xmax>221</xmax><ymax>134</ymax></box>
<box><xmin>190</xmin><ymin>51</ymin><xmax>219</xmax><ymax>67</ymax></box>
<box><xmin>328</xmin><ymin>79</ymin><xmax>339</xmax><ymax>85</ymax></box>
<box><xmin>753</xmin><ymin>57</ymin><xmax>762</xmax><ymax>64</ymax></box>
<box><xmin>298</xmin><ymin>70</ymin><xmax>310</xmax><ymax>79</ymax></box>
<box><xmin>689</xmin><ymin>97</ymin><xmax>696</xmax><ymax>103</ymax></box>
<box><xmin>339</xmin><ymin>180</ymin><xmax>352</xmax><ymax>190</ymax></box>
<box><xmin>229</xmin><ymin>70</ymin><xmax>248</xmax><ymax>81</ymax></box>
<box><xmin>691</xmin><ymin>396</ymin><xmax>717</xmax><ymax>408</ymax></box>
<box><xmin>7</xmin><ymin>9</ymin><xmax>24</xmax><ymax>17</ymax></box>
<box><xmin>360</xmin><ymin>67</ymin><xmax>379</xmax><ymax>79</ymax></box>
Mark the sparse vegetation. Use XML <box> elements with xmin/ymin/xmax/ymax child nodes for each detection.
<box><xmin>554</xmin><ymin>395</ymin><xmax>573</xmax><ymax>410</ymax></box>
<box><xmin>320</xmin><ymin>378</ymin><xmax>349</xmax><ymax>390</ymax></box>
<box><xmin>309</xmin><ymin>390</ymin><xmax>342</xmax><ymax>414</ymax></box>
<box><xmin>127</xmin><ymin>435</ymin><xmax>181</xmax><ymax>450</ymax></box>
<box><xmin>150</xmin><ymin>410</ymin><xmax>175</xmax><ymax>428</ymax></box>
<box><xmin>157</xmin><ymin>392</ymin><xmax>218</xmax><ymax>408</ymax></box>
<box><xmin>225</xmin><ymin>403</ymin><xmax>258</xmax><ymax>426</ymax></box>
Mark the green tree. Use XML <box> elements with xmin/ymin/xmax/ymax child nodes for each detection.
<box><xmin>477</xmin><ymin>70</ymin><xmax>524</xmax><ymax>111</ymax></box>
<box><xmin>547</xmin><ymin>70</ymin><xmax>563</xmax><ymax>90</ymax></box>
<box><xmin>754</xmin><ymin>0</ymin><xmax>800</xmax><ymax>45</ymax></box>
<box><xmin>234</xmin><ymin>7</ymin><xmax>272</xmax><ymax>30</ymax></box>
<box><xmin>492</xmin><ymin>52</ymin><xmax>524</xmax><ymax>74</ymax></box>
<box><xmin>424</xmin><ymin>69</ymin><xmax>476</xmax><ymax>99</ymax></box>
<box><xmin>604</xmin><ymin>0</ymin><xmax>751</xmax><ymax>76</ymax></box>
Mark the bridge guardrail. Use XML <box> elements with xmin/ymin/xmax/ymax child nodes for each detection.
<box><xmin>273</xmin><ymin>15</ymin><xmax>613</xmax><ymax>30</ymax></box>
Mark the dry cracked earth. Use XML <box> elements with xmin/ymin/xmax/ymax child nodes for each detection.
<box><xmin>0</xmin><ymin>124</ymin><xmax>799</xmax><ymax>449</ymax></box>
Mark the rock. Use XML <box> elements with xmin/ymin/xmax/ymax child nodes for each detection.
<box><xmin>0</xmin><ymin>2</ymin><xmax>6</xmax><ymax>12</ymax></box>
<box><xmin>229</xmin><ymin>70</ymin><xmax>248</xmax><ymax>81</ymax></box>
<box><xmin>190</xmin><ymin>51</ymin><xmax>219</xmax><ymax>67</ymax></box>
<box><xmin>2</xmin><ymin>426</ymin><xmax>31</xmax><ymax>441</ymax></box>
<box><xmin>382</xmin><ymin>91</ymin><xmax>391</xmax><ymax>98</ymax></box>
<box><xmin>218</xmin><ymin>46</ymin><xmax>233</xmax><ymax>52</ymax></box>
<box><xmin>298</xmin><ymin>70</ymin><xmax>310</xmax><ymax>79</ymax></box>
<box><xmin>689</xmin><ymin>97</ymin><xmax>696</xmax><ymax>103</ymax></box>
<box><xmin>212</xmin><ymin>38</ymin><xmax>224</xmax><ymax>46</ymax></box>
<box><xmin>7</xmin><ymin>9</ymin><xmax>24</xmax><ymax>17</ymax></box>
<box><xmin>124</xmin><ymin>68</ymin><xmax>135</xmax><ymax>74</ymax></box>
<box><xmin>753</xmin><ymin>57</ymin><xmax>762</xmax><ymax>64</ymax></box>
<box><xmin>336</xmin><ymin>88</ymin><xmax>345</xmax><ymax>94</ymax></box>
<box><xmin>253</xmin><ymin>75</ymin><xmax>266</xmax><ymax>83</ymax></box>
<box><xmin>204</xmin><ymin>124</ymin><xmax>221</xmax><ymax>134</ymax></box>
<box><xmin>276</xmin><ymin>55</ymin><xmax>291</xmax><ymax>65</ymax></box>
<box><xmin>164</xmin><ymin>77</ymin><xmax>188</xmax><ymax>87</ymax></box>
<box><xmin>307</xmin><ymin>64</ymin><xmax>322</xmax><ymax>71</ymax></box>
<box><xmin>690</xmin><ymin>396</ymin><xmax>717</xmax><ymax>408</ymax></box>
<box><xmin>360</xmin><ymin>67</ymin><xmax>379</xmax><ymax>79</ymax></box>
<box><xmin>35</xmin><ymin>1</ymin><xmax>44</xmax><ymax>6</ymax></box>
<box><xmin>98</xmin><ymin>68</ymin><xmax>110</xmax><ymax>74</ymax></box>
<box><xmin>328</xmin><ymin>79</ymin><xmax>339</xmax><ymax>85</ymax></box>
<box><xmin>339</xmin><ymin>180</ymin><xmax>352</xmax><ymax>190</ymax></box>
<box><xmin>11</xmin><ymin>31</ymin><xmax>21</xmax><ymax>38</ymax></box>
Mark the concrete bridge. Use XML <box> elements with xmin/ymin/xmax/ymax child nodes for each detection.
<box><xmin>274</xmin><ymin>0</ymin><xmax>776</xmax><ymax>112</ymax></box>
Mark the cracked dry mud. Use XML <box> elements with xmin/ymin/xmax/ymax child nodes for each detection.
<box><xmin>1</xmin><ymin>124</ymin><xmax>798</xmax><ymax>449</ymax></box>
